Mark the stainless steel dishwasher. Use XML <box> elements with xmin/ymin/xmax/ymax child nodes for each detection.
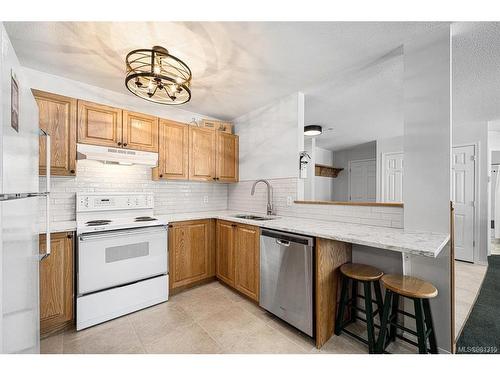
<box><xmin>259</xmin><ymin>229</ymin><xmax>314</xmax><ymax>337</ymax></box>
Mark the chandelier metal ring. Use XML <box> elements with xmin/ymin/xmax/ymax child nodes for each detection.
<box><xmin>125</xmin><ymin>46</ymin><xmax>192</xmax><ymax>105</ymax></box>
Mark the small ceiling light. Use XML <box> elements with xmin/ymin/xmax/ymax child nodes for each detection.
<box><xmin>125</xmin><ymin>46</ymin><xmax>192</xmax><ymax>105</ymax></box>
<box><xmin>304</xmin><ymin>125</ymin><xmax>323</xmax><ymax>136</ymax></box>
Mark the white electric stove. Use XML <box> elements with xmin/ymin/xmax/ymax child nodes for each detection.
<box><xmin>76</xmin><ymin>192</ymin><xmax>168</xmax><ymax>330</ymax></box>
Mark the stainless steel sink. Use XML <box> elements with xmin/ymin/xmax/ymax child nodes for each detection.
<box><xmin>232</xmin><ymin>214</ymin><xmax>277</xmax><ymax>221</ymax></box>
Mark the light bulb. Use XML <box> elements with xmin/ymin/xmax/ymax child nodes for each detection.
<box><xmin>153</xmin><ymin>64</ymin><xmax>161</xmax><ymax>74</ymax></box>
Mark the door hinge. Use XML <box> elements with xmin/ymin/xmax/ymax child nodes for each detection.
<box><xmin>473</xmin><ymin>240</ymin><xmax>475</xmax><ymax>247</ymax></box>
<box><xmin>470</xmin><ymin>155</ymin><xmax>476</xmax><ymax>161</ymax></box>
<box><xmin>470</xmin><ymin>201</ymin><xmax>476</xmax><ymax>208</ymax></box>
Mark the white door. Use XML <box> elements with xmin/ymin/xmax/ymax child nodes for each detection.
<box><xmin>452</xmin><ymin>145</ymin><xmax>475</xmax><ymax>262</ymax></box>
<box><xmin>349</xmin><ymin>159</ymin><xmax>376</xmax><ymax>202</ymax></box>
<box><xmin>382</xmin><ymin>152</ymin><xmax>404</xmax><ymax>203</ymax></box>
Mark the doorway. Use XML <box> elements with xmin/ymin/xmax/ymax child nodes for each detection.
<box><xmin>348</xmin><ymin>159</ymin><xmax>376</xmax><ymax>202</ymax></box>
<box><xmin>452</xmin><ymin>145</ymin><xmax>476</xmax><ymax>262</ymax></box>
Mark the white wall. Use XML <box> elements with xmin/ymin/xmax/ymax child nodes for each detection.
<box><xmin>332</xmin><ymin>141</ymin><xmax>376</xmax><ymax>201</ymax></box>
<box><xmin>314</xmin><ymin>146</ymin><xmax>334</xmax><ymax>200</ymax></box>
<box><xmin>233</xmin><ymin>92</ymin><xmax>304</xmax><ymax>181</ymax></box>
<box><xmin>23</xmin><ymin>68</ymin><xmax>217</xmax><ymax>124</ymax></box>
<box><xmin>403</xmin><ymin>26</ymin><xmax>452</xmax><ymax>352</ymax></box>
<box><xmin>453</xmin><ymin>121</ymin><xmax>488</xmax><ymax>264</ymax></box>
<box><xmin>376</xmin><ymin>136</ymin><xmax>404</xmax><ymax>202</ymax></box>
<box><xmin>487</xmin><ymin>126</ymin><xmax>500</xmax><ymax>257</ymax></box>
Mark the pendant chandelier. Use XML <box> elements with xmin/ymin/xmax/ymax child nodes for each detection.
<box><xmin>125</xmin><ymin>45</ymin><xmax>192</xmax><ymax>105</ymax></box>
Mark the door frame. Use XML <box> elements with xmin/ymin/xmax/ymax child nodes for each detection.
<box><xmin>347</xmin><ymin>158</ymin><xmax>376</xmax><ymax>202</ymax></box>
<box><xmin>380</xmin><ymin>151</ymin><xmax>404</xmax><ymax>203</ymax></box>
<box><xmin>452</xmin><ymin>143</ymin><xmax>479</xmax><ymax>264</ymax></box>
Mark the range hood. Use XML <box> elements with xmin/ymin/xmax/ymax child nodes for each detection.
<box><xmin>77</xmin><ymin>144</ymin><xmax>158</xmax><ymax>166</ymax></box>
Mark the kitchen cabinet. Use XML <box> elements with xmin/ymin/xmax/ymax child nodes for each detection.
<box><xmin>216</xmin><ymin>220</ymin><xmax>236</xmax><ymax>286</ymax></box>
<box><xmin>216</xmin><ymin>220</ymin><xmax>259</xmax><ymax>301</ymax></box>
<box><xmin>188</xmin><ymin>127</ymin><xmax>239</xmax><ymax>183</ymax></box>
<box><xmin>189</xmin><ymin>126</ymin><xmax>217</xmax><ymax>181</ymax></box>
<box><xmin>77</xmin><ymin>100</ymin><xmax>123</xmax><ymax>148</ymax></box>
<box><xmin>153</xmin><ymin>119</ymin><xmax>189</xmax><ymax>180</ymax></box>
<box><xmin>122</xmin><ymin>110</ymin><xmax>158</xmax><ymax>152</ymax></box>
<box><xmin>33</xmin><ymin>90</ymin><xmax>77</xmax><ymax>176</ymax></box>
<box><xmin>216</xmin><ymin>132</ymin><xmax>239</xmax><ymax>183</ymax></box>
<box><xmin>168</xmin><ymin>219</ymin><xmax>215</xmax><ymax>291</ymax></box>
<box><xmin>39</xmin><ymin>232</ymin><xmax>74</xmax><ymax>336</ymax></box>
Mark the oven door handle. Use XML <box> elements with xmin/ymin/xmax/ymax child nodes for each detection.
<box><xmin>78</xmin><ymin>225</ymin><xmax>167</xmax><ymax>241</ymax></box>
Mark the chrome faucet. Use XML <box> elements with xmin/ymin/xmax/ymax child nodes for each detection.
<box><xmin>251</xmin><ymin>179</ymin><xmax>275</xmax><ymax>216</ymax></box>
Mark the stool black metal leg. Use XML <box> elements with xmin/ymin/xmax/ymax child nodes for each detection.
<box><xmin>363</xmin><ymin>281</ymin><xmax>376</xmax><ymax>353</ymax></box>
<box><xmin>376</xmin><ymin>289</ymin><xmax>393</xmax><ymax>353</ymax></box>
<box><xmin>389</xmin><ymin>293</ymin><xmax>399</xmax><ymax>342</ymax></box>
<box><xmin>413</xmin><ymin>298</ymin><xmax>427</xmax><ymax>354</ymax></box>
<box><xmin>422</xmin><ymin>299</ymin><xmax>438</xmax><ymax>354</ymax></box>
<box><xmin>373</xmin><ymin>280</ymin><xmax>384</xmax><ymax>318</ymax></box>
<box><xmin>350</xmin><ymin>280</ymin><xmax>358</xmax><ymax>323</ymax></box>
<box><xmin>335</xmin><ymin>275</ymin><xmax>349</xmax><ymax>335</ymax></box>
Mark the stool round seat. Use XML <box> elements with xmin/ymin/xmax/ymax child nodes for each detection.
<box><xmin>340</xmin><ymin>263</ymin><xmax>384</xmax><ymax>281</ymax></box>
<box><xmin>381</xmin><ymin>274</ymin><xmax>438</xmax><ymax>299</ymax></box>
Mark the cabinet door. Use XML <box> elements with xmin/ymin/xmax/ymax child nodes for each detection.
<box><xmin>216</xmin><ymin>220</ymin><xmax>235</xmax><ymax>286</ymax></box>
<box><xmin>39</xmin><ymin>232</ymin><xmax>74</xmax><ymax>336</ymax></box>
<box><xmin>216</xmin><ymin>132</ymin><xmax>239</xmax><ymax>183</ymax></box>
<box><xmin>234</xmin><ymin>224</ymin><xmax>260</xmax><ymax>301</ymax></box>
<box><xmin>169</xmin><ymin>220</ymin><xmax>213</xmax><ymax>290</ymax></box>
<box><xmin>189</xmin><ymin>127</ymin><xmax>216</xmax><ymax>181</ymax></box>
<box><xmin>153</xmin><ymin>119</ymin><xmax>189</xmax><ymax>180</ymax></box>
<box><xmin>34</xmin><ymin>90</ymin><xmax>77</xmax><ymax>176</ymax></box>
<box><xmin>122</xmin><ymin>110</ymin><xmax>159</xmax><ymax>152</ymax></box>
<box><xmin>77</xmin><ymin>100</ymin><xmax>122</xmax><ymax>147</ymax></box>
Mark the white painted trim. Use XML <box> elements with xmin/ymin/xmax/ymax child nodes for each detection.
<box><xmin>452</xmin><ymin>143</ymin><xmax>479</xmax><ymax>264</ymax></box>
<box><xmin>380</xmin><ymin>151</ymin><xmax>404</xmax><ymax>204</ymax></box>
<box><xmin>347</xmin><ymin>158</ymin><xmax>376</xmax><ymax>202</ymax></box>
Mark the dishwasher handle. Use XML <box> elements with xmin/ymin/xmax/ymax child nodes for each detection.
<box><xmin>261</xmin><ymin>228</ymin><xmax>314</xmax><ymax>246</ymax></box>
<box><xmin>276</xmin><ymin>239</ymin><xmax>290</xmax><ymax>247</ymax></box>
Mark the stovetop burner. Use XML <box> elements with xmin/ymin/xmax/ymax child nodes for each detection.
<box><xmin>134</xmin><ymin>216</ymin><xmax>158</xmax><ymax>222</ymax></box>
<box><xmin>86</xmin><ymin>219</ymin><xmax>112</xmax><ymax>226</ymax></box>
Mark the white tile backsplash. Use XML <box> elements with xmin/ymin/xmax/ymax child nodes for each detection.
<box><xmin>227</xmin><ymin>177</ymin><xmax>403</xmax><ymax>228</ymax></box>
<box><xmin>40</xmin><ymin>160</ymin><xmax>228</xmax><ymax>223</ymax></box>
<box><xmin>42</xmin><ymin>162</ymin><xmax>403</xmax><ymax>229</ymax></box>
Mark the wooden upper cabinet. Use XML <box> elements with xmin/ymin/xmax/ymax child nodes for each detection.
<box><xmin>39</xmin><ymin>232</ymin><xmax>74</xmax><ymax>336</ymax></box>
<box><xmin>122</xmin><ymin>110</ymin><xmax>158</xmax><ymax>152</ymax></box>
<box><xmin>216</xmin><ymin>132</ymin><xmax>239</xmax><ymax>183</ymax></box>
<box><xmin>153</xmin><ymin>119</ymin><xmax>189</xmax><ymax>180</ymax></box>
<box><xmin>189</xmin><ymin>127</ymin><xmax>216</xmax><ymax>181</ymax></box>
<box><xmin>77</xmin><ymin>100</ymin><xmax>122</xmax><ymax>148</ymax></box>
<box><xmin>33</xmin><ymin>90</ymin><xmax>77</xmax><ymax>176</ymax></box>
<box><xmin>216</xmin><ymin>220</ymin><xmax>235</xmax><ymax>287</ymax></box>
<box><xmin>169</xmin><ymin>219</ymin><xmax>214</xmax><ymax>290</ymax></box>
<box><xmin>234</xmin><ymin>223</ymin><xmax>260</xmax><ymax>301</ymax></box>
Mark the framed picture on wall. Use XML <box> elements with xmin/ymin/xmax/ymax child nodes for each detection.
<box><xmin>11</xmin><ymin>70</ymin><xmax>19</xmax><ymax>133</ymax></box>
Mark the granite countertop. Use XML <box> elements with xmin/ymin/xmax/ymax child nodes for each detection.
<box><xmin>39</xmin><ymin>210</ymin><xmax>450</xmax><ymax>258</ymax></box>
<box><xmin>157</xmin><ymin>210</ymin><xmax>450</xmax><ymax>258</ymax></box>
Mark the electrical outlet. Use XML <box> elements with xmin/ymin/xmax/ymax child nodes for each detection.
<box><xmin>286</xmin><ymin>196</ymin><xmax>293</xmax><ymax>206</ymax></box>
<box><xmin>203</xmin><ymin>195</ymin><xmax>209</xmax><ymax>204</ymax></box>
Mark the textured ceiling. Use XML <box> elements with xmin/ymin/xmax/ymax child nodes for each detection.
<box><xmin>4</xmin><ymin>21</ymin><xmax>440</xmax><ymax>121</ymax></box>
<box><xmin>4</xmin><ymin>22</ymin><xmax>499</xmax><ymax>151</ymax></box>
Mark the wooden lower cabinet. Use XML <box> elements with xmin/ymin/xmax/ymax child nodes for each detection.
<box><xmin>39</xmin><ymin>232</ymin><xmax>74</xmax><ymax>336</ymax></box>
<box><xmin>216</xmin><ymin>220</ymin><xmax>260</xmax><ymax>302</ymax></box>
<box><xmin>215</xmin><ymin>220</ymin><xmax>235</xmax><ymax>286</ymax></box>
<box><xmin>168</xmin><ymin>219</ymin><xmax>215</xmax><ymax>291</ymax></box>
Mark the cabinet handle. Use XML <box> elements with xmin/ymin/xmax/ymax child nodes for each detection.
<box><xmin>123</xmin><ymin>143</ymin><xmax>128</xmax><ymax>147</ymax></box>
<box><xmin>168</xmin><ymin>224</ymin><xmax>173</xmax><ymax>228</ymax></box>
<box><xmin>159</xmin><ymin>174</ymin><xmax>163</xmax><ymax>178</ymax></box>
<box><xmin>67</xmin><ymin>234</ymin><xmax>73</xmax><ymax>239</ymax></box>
<box><xmin>231</xmin><ymin>224</ymin><xmax>237</xmax><ymax>227</ymax></box>
<box><xmin>213</xmin><ymin>177</ymin><xmax>217</xmax><ymax>180</ymax></box>
<box><xmin>117</xmin><ymin>142</ymin><xmax>122</xmax><ymax>146</ymax></box>
<box><xmin>70</xmin><ymin>169</ymin><xmax>75</xmax><ymax>174</ymax></box>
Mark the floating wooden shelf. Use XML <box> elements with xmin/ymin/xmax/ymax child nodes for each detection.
<box><xmin>315</xmin><ymin>164</ymin><xmax>344</xmax><ymax>178</ymax></box>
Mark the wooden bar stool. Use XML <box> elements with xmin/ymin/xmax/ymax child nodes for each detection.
<box><xmin>335</xmin><ymin>263</ymin><xmax>384</xmax><ymax>353</ymax></box>
<box><xmin>376</xmin><ymin>274</ymin><xmax>438</xmax><ymax>354</ymax></box>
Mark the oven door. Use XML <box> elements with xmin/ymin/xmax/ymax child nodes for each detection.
<box><xmin>77</xmin><ymin>226</ymin><xmax>168</xmax><ymax>295</ymax></box>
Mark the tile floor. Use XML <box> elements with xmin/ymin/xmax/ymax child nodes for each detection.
<box><xmin>41</xmin><ymin>281</ymin><xmax>416</xmax><ymax>354</ymax></box>
<box><xmin>454</xmin><ymin>260</ymin><xmax>488</xmax><ymax>339</ymax></box>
